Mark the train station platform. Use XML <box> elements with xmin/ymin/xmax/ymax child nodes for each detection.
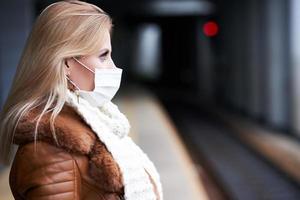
<box><xmin>2</xmin><ymin>84</ymin><xmax>300</xmax><ymax>200</ymax></box>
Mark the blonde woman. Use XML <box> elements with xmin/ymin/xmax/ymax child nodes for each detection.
<box><xmin>0</xmin><ymin>1</ymin><xmax>163</xmax><ymax>199</ymax></box>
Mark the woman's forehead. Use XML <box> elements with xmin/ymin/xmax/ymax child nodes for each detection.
<box><xmin>97</xmin><ymin>31</ymin><xmax>112</xmax><ymax>52</ymax></box>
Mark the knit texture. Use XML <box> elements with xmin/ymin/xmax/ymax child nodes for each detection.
<box><xmin>65</xmin><ymin>89</ymin><xmax>163</xmax><ymax>200</ymax></box>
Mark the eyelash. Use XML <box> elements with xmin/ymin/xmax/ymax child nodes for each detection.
<box><xmin>99</xmin><ymin>51</ymin><xmax>109</xmax><ymax>60</ymax></box>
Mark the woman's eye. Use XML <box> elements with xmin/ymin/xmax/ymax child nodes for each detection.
<box><xmin>100</xmin><ymin>51</ymin><xmax>109</xmax><ymax>57</ymax></box>
<box><xmin>99</xmin><ymin>51</ymin><xmax>109</xmax><ymax>61</ymax></box>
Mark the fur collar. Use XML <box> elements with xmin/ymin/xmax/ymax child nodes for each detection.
<box><xmin>13</xmin><ymin>103</ymin><xmax>124</xmax><ymax>194</ymax></box>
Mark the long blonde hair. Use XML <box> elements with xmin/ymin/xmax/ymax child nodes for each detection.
<box><xmin>0</xmin><ymin>0</ymin><xmax>113</xmax><ymax>166</ymax></box>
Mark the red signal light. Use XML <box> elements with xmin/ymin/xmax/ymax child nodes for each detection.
<box><xmin>203</xmin><ymin>21</ymin><xmax>219</xmax><ymax>37</ymax></box>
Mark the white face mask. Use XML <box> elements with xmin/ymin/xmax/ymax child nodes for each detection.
<box><xmin>66</xmin><ymin>56</ymin><xmax>123</xmax><ymax>107</ymax></box>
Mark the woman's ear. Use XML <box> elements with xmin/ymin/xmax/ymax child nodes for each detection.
<box><xmin>65</xmin><ymin>58</ymin><xmax>70</xmax><ymax>68</ymax></box>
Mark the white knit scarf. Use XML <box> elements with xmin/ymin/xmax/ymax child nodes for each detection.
<box><xmin>65</xmin><ymin>89</ymin><xmax>163</xmax><ymax>200</ymax></box>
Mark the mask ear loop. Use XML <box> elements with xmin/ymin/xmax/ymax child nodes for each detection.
<box><xmin>72</xmin><ymin>56</ymin><xmax>95</xmax><ymax>74</ymax></box>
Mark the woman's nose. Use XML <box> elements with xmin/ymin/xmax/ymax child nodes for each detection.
<box><xmin>111</xmin><ymin>60</ymin><xmax>117</xmax><ymax>69</ymax></box>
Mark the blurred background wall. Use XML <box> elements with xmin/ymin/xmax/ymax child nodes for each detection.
<box><xmin>1</xmin><ymin>0</ymin><xmax>300</xmax><ymax>199</ymax></box>
<box><xmin>2</xmin><ymin>0</ymin><xmax>300</xmax><ymax>137</ymax></box>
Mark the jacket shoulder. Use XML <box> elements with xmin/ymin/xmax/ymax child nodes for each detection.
<box><xmin>9</xmin><ymin>141</ymin><xmax>82</xmax><ymax>199</ymax></box>
<box><xmin>10</xmin><ymin>140</ymin><xmax>124</xmax><ymax>200</ymax></box>
<box><xmin>11</xmin><ymin>104</ymin><xmax>124</xmax><ymax>196</ymax></box>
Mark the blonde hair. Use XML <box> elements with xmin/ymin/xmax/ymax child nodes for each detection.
<box><xmin>0</xmin><ymin>0</ymin><xmax>113</xmax><ymax>166</ymax></box>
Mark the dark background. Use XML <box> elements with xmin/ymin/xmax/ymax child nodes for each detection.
<box><xmin>1</xmin><ymin>0</ymin><xmax>299</xmax><ymax>136</ymax></box>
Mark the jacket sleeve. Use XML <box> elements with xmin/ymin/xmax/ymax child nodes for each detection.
<box><xmin>9</xmin><ymin>141</ymin><xmax>82</xmax><ymax>200</ymax></box>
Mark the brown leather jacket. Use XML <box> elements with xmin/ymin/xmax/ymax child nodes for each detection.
<box><xmin>9</xmin><ymin>103</ymin><xmax>159</xmax><ymax>200</ymax></box>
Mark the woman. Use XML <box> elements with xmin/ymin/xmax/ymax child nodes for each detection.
<box><xmin>0</xmin><ymin>1</ymin><xmax>163</xmax><ymax>199</ymax></box>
